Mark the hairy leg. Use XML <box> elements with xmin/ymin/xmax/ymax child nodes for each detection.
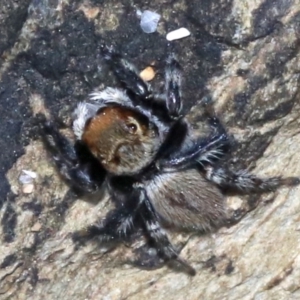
<box><xmin>136</xmin><ymin>189</ymin><xmax>196</xmax><ymax>276</ymax></box>
<box><xmin>101</xmin><ymin>45</ymin><xmax>152</xmax><ymax>99</ymax></box>
<box><xmin>72</xmin><ymin>207</ymin><xmax>137</xmax><ymax>245</ymax></box>
<box><xmin>205</xmin><ymin>165</ymin><xmax>299</xmax><ymax>193</ymax></box>
<box><xmin>101</xmin><ymin>45</ymin><xmax>185</xmax><ymax>119</ymax></box>
<box><xmin>158</xmin><ymin>131</ymin><xmax>229</xmax><ymax>171</ymax></box>
<box><xmin>72</xmin><ymin>189</ymin><xmax>144</xmax><ymax>244</ymax></box>
<box><xmin>40</xmin><ymin>116</ymin><xmax>105</xmax><ymax>194</ymax></box>
<box><xmin>165</xmin><ymin>54</ymin><xmax>183</xmax><ymax>118</ymax></box>
<box><xmin>157</xmin><ymin>109</ymin><xmax>230</xmax><ymax>171</ymax></box>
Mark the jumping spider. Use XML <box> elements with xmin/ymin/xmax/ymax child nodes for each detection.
<box><xmin>40</xmin><ymin>45</ymin><xmax>299</xmax><ymax>275</ymax></box>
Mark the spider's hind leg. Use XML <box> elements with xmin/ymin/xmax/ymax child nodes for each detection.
<box><xmin>72</xmin><ymin>188</ymin><xmax>144</xmax><ymax>245</ymax></box>
<box><xmin>72</xmin><ymin>206</ymin><xmax>137</xmax><ymax>246</ymax></box>
<box><xmin>136</xmin><ymin>188</ymin><xmax>196</xmax><ymax>276</ymax></box>
<box><xmin>204</xmin><ymin>166</ymin><xmax>300</xmax><ymax>194</ymax></box>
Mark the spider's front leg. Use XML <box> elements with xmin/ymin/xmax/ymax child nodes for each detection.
<box><xmin>101</xmin><ymin>45</ymin><xmax>184</xmax><ymax>116</ymax></box>
<box><xmin>157</xmin><ymin>55</ymin><xmax>230</xmax><ymax>169</ymax></box>
<box><xmin>40</xmin><ymin>115</ymin><xmax>106</xmax><ymax>195</ymax></box>
<box><xmin>164</xmin><ymin>54</ymin><xmax>183</xmax><ymax>118</ymax></box>
<box><xmin>157</xmin><ymin>111</ymin><xmax>230</xmax><ymax>171</ymax></box>
<box><xmin>101</xmin><ymin>45</ymin><xmax>152</xmax><ymax>99</ymax></box>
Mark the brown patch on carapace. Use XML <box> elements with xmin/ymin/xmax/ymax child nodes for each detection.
<box><xmin>83</xmin><ymin>106</ymin><xmax>148</xmax><ymax>144</ymax></box>
<box><xmin>82</xmin><ymin>106</ymin><xmax>150</xmax><ymax>166</ymax></box>
<box><xmin>84</xmin><ymin>106</ymin><xmax>127</xmax><ymax>138</ymax></box>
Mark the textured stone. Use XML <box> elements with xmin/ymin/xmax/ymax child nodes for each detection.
<box><xmin>1</xmin><ymin>0</ymin><xmax>300</xmax><ymax>299</ymax></box>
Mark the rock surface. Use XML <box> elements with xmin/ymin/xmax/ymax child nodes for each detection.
<box><xmin>1</xmin><ymin>0</ymin><xmax>300</xmax><ymax>299</ymax></box>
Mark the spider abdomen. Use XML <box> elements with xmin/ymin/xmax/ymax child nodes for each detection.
<box><xmin>145</xmin><ymin>169</ymin><xmax>227</xmax><ymax>231</ymax></box>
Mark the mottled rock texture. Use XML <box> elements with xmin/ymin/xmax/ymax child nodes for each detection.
<box><xmin>1</xmin><ymin>0</ymin><xmax>300</xmax><ymax>299</ymax></box>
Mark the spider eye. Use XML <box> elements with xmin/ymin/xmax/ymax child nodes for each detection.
<box><xmin>126</xmin><ymin>123</ymin><xmax>138</xmax><ymax>133</ymax></box>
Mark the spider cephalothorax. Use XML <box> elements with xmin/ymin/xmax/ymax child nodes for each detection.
<box><xmin>40</xmin><ymin>45</ymin><xmax>299</xmax><ymax>275</ymax></box>
<box><xmin>81</xmin><ymin>105</ymin><xmax>160</xmax><ymax>175</ymax></box>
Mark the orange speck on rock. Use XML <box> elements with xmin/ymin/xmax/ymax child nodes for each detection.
<box><xmin>78</xmin><ymin>5</ymin><xmax>100</xmax><ymax>19</ymax></box>
<box><xmin>140</xmin><ymin>66</ymin><xmax>156</xmax><ymax>81</ymax></box>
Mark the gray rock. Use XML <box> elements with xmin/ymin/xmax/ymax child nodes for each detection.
<box><xmin>1</xmin><ymin>0</ymin><xmax>300</xmax><ymax>299</ymax></box>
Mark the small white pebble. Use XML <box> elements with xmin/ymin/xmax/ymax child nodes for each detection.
<box><xmin>23</xmin><ymin>184</ymin><xmax>34</xmax><ymax>194</ymax></box>
<box><xmin>136</xmin><ymin>9</ymin><xmax>142</xmax><ymax>17</ymax></box>
<box><xmin>19</xmin><ymin>174</ymin><xmax>33</xmax><ymax>184</ymax></box>
<box><xmin>31</xmin><ymin>222</ymin><xmax>42</xmax><ymax>232</ymax></box>
<box><xmin>166</xmin><ymin>27</ymin><xmax>191</xmax><ymax>41</ymax></box>
<box><xmin>19</xmin><ymin>170</ymin><xmax>37</xmax><ymax>184</ymax></box>
<box><xmin>22</xmin><ymin>170</ymin><xmax>37</xmax><ymax>179</ymax></box>
<box><xmin>148</xmin><ymin>247</ymin><xmax>158</xmax><ymax>256</ymax></box>
<box><xmin>140</xmin><ymin>10</ymin><xmax>161</xmax><ymax>33</ymax></box>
